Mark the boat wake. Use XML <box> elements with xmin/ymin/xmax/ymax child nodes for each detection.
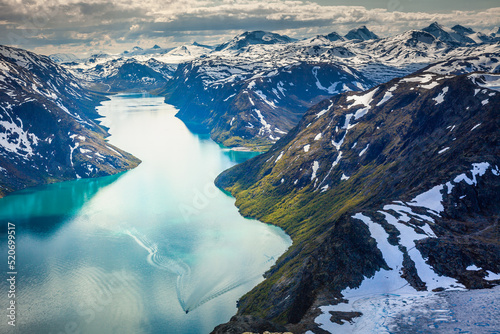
<box><xmin>125</xmin><ymin>228</ymin><xmax>273</xmax><ymax>313</ymax></box>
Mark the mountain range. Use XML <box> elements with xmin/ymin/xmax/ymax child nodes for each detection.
<box><xmin>52</xmin><ymin>24</ymin><xmax>500</xmax><ymax>150</ymax></box>
<box><xmin>158</xmin><ymin>23</ymin><xmax>499</xmax><ymax>149</ymax></box>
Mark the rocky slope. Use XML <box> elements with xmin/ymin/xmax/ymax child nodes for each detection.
<box><xmin>214</xmin><ymin>70</ymin><xmax>500</xmax><ymax>332</ymax></box>
<box><xmin>0</xmin><ymin>45</ymin><xmax>140</xmax><ymax>198</ymax></box>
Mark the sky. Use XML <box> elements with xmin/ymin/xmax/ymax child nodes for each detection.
<box><xmin>1</xmin><ymin>0</ymin><xmax>499</xmax><ymax>56</ymax></box>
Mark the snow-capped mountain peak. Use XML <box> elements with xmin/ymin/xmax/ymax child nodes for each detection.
<box><xmin>423</xmin><ymin>21</ymin><xmax>476</xmax><ymax>45</ymax></box>
<box><xmin>326</xmin><ymin>31</ymin><xmax>344</xmax><ymax>42</ymax></box>
<box><xmin>403</xmin><ymin>30</ymin><xmax>436</xmax><ymax>45</ymax></box>
<box><xmin>452</xmin><ymin>24</ymin><xmax>475</xmax><ymax>35</ymax></box>
<box><xmin>215</xmin><ymin>30</ymin><xmax>295</xmax><ymax>51</ymax></box>
<box><xmin>344</xmin><ymin>25</ymin><xmax>379</xmax><ymax>41</ymax></box>
<box><xmin>49</xmin><ymin>53</ymin><xmax>81</xmax><ymax>64</ymax></box>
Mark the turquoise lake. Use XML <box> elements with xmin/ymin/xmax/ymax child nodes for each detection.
<box><xmin>0</xmin><ymin>94</ymin><xmax>291</xmax><ymax>334</ymax></box>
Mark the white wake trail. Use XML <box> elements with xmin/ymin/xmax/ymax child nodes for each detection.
<box><xmin>126</xmin><ymin>228</ymin><xmax>278</xmax><ymax>314</ymax></box>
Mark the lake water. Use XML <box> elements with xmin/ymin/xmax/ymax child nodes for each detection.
<box><xmin>0</xmin><ymin>94</ymin><xmax>291</xmax><ymax>334</ymax></box>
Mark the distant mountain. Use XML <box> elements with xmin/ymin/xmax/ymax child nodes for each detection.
<box><xmin>215</xmin><ymin>31</ymin><xmax>295</xmax><ymax>51</ymax></box>
<box><xmin>448</xmin><ymin>24</ymin><xmax>500</xmax><ymax>44</ymax></box>
<box><xmin>49</xmin><ymin>53</ymin><xmax>81</xmax><ymax>63</ymax></box>
<box><xmin>325</xmin><ymin>32</ymin><xmax>344</xmax><ymax>42</ymax></box>
<box><xmin>0</xmin><ymin>45</ymin><xmax>140</xmax><ymax>197</ymax></box>
<box><xmin>121</xmin><ymin>45</ymin><xmax>173</xmax><ymax>56</ymax></box>
<box><xmin>214</xmin><ymin>69</ymin><xmax>500</xmax><ymax>332</ymax></box>
<box><xmin>94</xmin><ymin>58</ymin><xmax>174</xmax><ymax>92</ymax></box>
<box><xmin>60</xmin><ymin>43</ymin><xmax>211</xmax><ymax>92</ymax></box>
<box><xmin>423</xmin><ymin>22</ymin><xmax>476</xmax><ymax>45</ymax></box>
<box><xmin>53</xmin><ymin>23</ymin><xmax>500</xmax><ymax>149</ymax></box>
<box><xmin>65</xmin><ymin>57</ymin><xmax>175</xmax><ymax>92</ymax></box>
<box><xmin>86</xmin><ymin>52</ymin><xmax>111</xmax><ymax>64</ymax></box>
<box><xmin>163</xmin><ymin>44</ymin><xmax>212</xmax><ymax>58</ymax></box>
<box><xmin>311</xmin><ymin>32</ymin><xmax>345</xmax><ymax>43</ymax></box>
<box><xmin>344</xmin><ymin>25</ymin><xmax>379</xmax><ymax>41</ymax></box>
<box><xmin>192</xmin><ymin>41</ymin><xmax>215</xmax><ymax>49</ymax></box>
<box><xmin>344</xmin><ymin>27</ymin><xmax>498</xmax><ymax>83</ymax></box>
<box><xmin>452</xmin><ymin>24</ymin><xmax>475</xmax><ymax>35</ymax></box>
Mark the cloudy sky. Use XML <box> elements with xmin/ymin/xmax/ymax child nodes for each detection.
<box><xmin>1</xmin><ymin>0</ymin><xmax>499</xmax><ymax>56</ymax></box>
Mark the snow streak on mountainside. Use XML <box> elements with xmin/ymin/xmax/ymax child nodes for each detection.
<box><xmin>0</xmin><ymin>45</ymin><xmax>140</xmax><ymax>197</ymax></box>
<box><xmin>214</xmin><ymin>69</ymin><xmax>500</xmax><ymax>333</ymax></box>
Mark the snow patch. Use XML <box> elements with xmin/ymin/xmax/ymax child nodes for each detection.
<box><xmin>453</xmin><ymin>162</ymin><xmax>490</xmax><ymax>186</ymax></box>
<box><xmin>438</xmin><ymin>147</ymin><xmax>449</xmax><ymax>154</ymax></box>
<box><xmin>332</xmin><ymin>132</ymin><xmax>346</xmax><ymax>150</ymax></box>
<box><xmin>359</xmin><ymin>144</ymin><xmax>369</xmax><ymax>157</ymax></box>
<box><xmin>376</xmin><ymin>91</ymin><xmax>393</xmax><ymax>106</ymax></box>
<box><xmin>408</xmin><ymin>185</ymin><xmax>444</xmax><ymax>213</ymax></box>
<box><xmin>433</xmin><ymin>87</ymin><xmax>449</xmax><ymax>105</ymax></box>
<box><xmin>316</xmin><ymin>102</ymin><xmax>333</xmax><ymax>118</ymax></box>
<box><xmin>346</xmin><ymin>88</ymin><xmax>379</xmax><ymax>120</ymax></box>
<box><xmin>420</xmin><ymin>81</ymin><xmax>440</xmax><ymax>89</ymax></box>
<box><xmin>469</xmin><ymin>73</ymin><xmax>500</xmax><ymax>92</ymax></box>
<box><xmin>275</xmin><ymin>151</ymin><xmax>284</xmax><ymax>162</ymax></box>
<box><xmin>485</xmin><ymin>271</ymin><xmax>500</xmax><ymax>281</ymax></box>
<box><xmin>311</xmin><ymin>161</ymin><xmax>319</xmax><ymax>181</ymax></box>
<box><xmin>466</xmin><ymin>265</ymin><xmax>481</xmax><ymax>271</ymax></box>
<box><xmin>470</xmin><ymin>123</ymin><xmax>481</xmax><ymax>131</ymax></box>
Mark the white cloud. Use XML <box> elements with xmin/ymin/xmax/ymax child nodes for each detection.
<box><xmin>0</xmin><ymin>0</ymin><xmax>498</xmax><ymax>55</ymax></box>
